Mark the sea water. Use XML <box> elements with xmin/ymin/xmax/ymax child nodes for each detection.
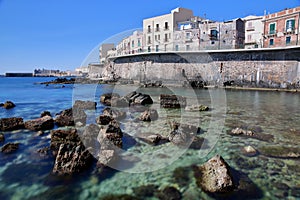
<box><xmin>0</xmin><ymin>77</ymin><xmax>299</xmax><ymax>199</ymax></box>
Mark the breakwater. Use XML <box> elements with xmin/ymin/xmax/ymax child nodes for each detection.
<box><xmin>102</xmin><ymin>46</ymin><xmax>300</xmax><ymax>88</ymax></box>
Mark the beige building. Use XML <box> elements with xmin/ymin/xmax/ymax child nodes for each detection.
<box><xmin>116</xmin><ymin>30</ymin><xmax>143</xmax><ymax>56</ymax></box>
<box><xmin>143</xmin><ymin>7</ymin><xmax>194</xmax><ymax>52</ymax></box>
<box><xmin>243</xmin><ymin>15</ymin><xmax>264</xmax><ymax>49</ymax></box>
<box><xmin>100</xmin><ymin>43</ymin><xmax>115</xmax><ymax>63</ymax></box>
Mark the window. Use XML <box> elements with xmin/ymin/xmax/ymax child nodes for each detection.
<box><xmin>147</xmin><ymin>25</ymin><xmax>151</xmax><ymax>33</ymax></box>
<box><xmin>210</xmin><ymin>29</ymin><xmax>218</xmax><ymax>40</ymax></box>
<box><xmin>138</xmin><ymin>39</ymin><xmax>141</xmax><ymax>47</ymax></box>
<box><xmin>247</xmin><ymin>35</ymin><xmax>252</xmax><ymax>41</ymax></box>
<box><xmin>148</xmin><ymin>46</ymin><xmax>151</xmax><ymax>52</ymax></box>
<box><xmin>186</xmin><ymin>32</ymin><xmax>191</xmax><ymax>39</ymax></box>
<box><xmin>269</xmin><ymin>38</ymin><xmax>274</xmax><ymax>46</ymax></box>
<box><xmin>211</xmin><ymin>41</ymin><xmax>215</xmax><ymax>45</ymax></box>
<box><xmin>156</xmin><ymin>45</ymin><xmax>159</xmax><ymax>52</ymax></box>
<box><xmin>286</xmin><ymin>19</ymin><xmax>295</xmax><ymax>32</ymax></box>
<box><xmin>223</xmin><ymin>40</ymin><xmax>226</xmax><ymax>43</ymax></box>
<box><xmin>186</xmin><ymin>45</ymin><xmax>190</xmax><ymax>51</ymax></box>
<box><xmin>165</xmin><ymin>22</ymin><xmax>169</xmax><ymax>30</ymax></box>
<box><xmin>175</xmin><ymin>45</ymin><xmax>179</xmax><ymax>51</ymax></box>
<box><xmin>156</xmin><ymin>24</ymin><xmax>159</xmax><ymax>32</ymax></box>
<box><xmin>158</xmin><ymin>35</ymin><xmax>160</xmax><ymax>40</ymax></box>
<box><xmin>132</xmin><ymin>41</ymin><xmax>134</xmax><ymax>48</ymax></box>
<box><xmin>147</xmin><ymin>36</ymin><xmax>151</xmax><ymax>44</ymax></box>
<box><xmin>155</xmin><ymin>35</ymin><xmax>157</xmax><ymax>40</ymax></box>
<box><xmin>286</xmin><ymin>36</ymin><xmax>291</xmax><ymax>44</ymax></box>
<box><xmin>269</xmin><ymin>23</ymin><xmax>276</xmax><ymax>35</ymax></box>
<box><xmin>164</xmin><ymin>34</ymin><xmax>168</xmax><ymax>42</ymax></box>
<box><xmin>254</xmin><ymin>44</ymin><xmax>259</xmax><ymax>48</ymax></box>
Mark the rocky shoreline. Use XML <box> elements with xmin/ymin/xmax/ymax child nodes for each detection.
<box><xmin>1</xmin><ymin>89</ymin><xmax>300</xmax><ymax>199</ymax></box>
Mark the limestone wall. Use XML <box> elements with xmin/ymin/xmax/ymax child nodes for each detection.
<box><xmin>103</xmin><ymin>47</ymin><xmax>300</xmax><ymax>88</ymax></box>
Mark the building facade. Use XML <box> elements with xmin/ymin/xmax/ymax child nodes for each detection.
<box><xmin>143</xmin><ymin>7</ymin><xmax>194</xmax><ymax>52</ymax></box>
<box><xmin>263</xmin><ymin>6</ymin><xmax>300</xmax><ymax>48</ymax></box>
<box><xmin>243</xmin><ymin>15</ymin><xmax>264</xmax><ymax>49</ymax></box>
<box><xmin>100</xmin><ymin>43</ymin><xmax>115</xmax><ymax>63</ymax></box>
<box><xmin>116</xmin><ymin>30</ymin><xmax>143</xmax><ymax>56</ymax></box>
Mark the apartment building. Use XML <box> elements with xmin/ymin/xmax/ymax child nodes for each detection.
<box><xmin>100</xmin><ymin>43</ymin><xmax>115</xmax><ymax>63</ymax></box>
<box><xmin>263</xmin><ymin>6</ymin><xmax>300</xmax><ymax>48</ymax></box>
<box><xmin>116</xmin><ymin>30</ymin><xmax>143</xmax><ymax>56</ymax></box>
<box><xmin>243</xmin><ymin>15</ymin><xmax>264</xmax><ymax>49</ymax></box>
<box><xmin>143</xmin><ymin>7</ymin><xmax>194</xmax><ymax>52</ymax></box>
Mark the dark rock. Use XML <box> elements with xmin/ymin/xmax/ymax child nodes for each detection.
<box><xmin>2</xmin><ymin>101</ymin><xmax>15</xmax><ymax>109</ymax></box>
<box><xmin>160</xmin><ymin>94</ymin><xmax>186</xmax><ymax>108</ymax></box>
<box><xmin>73</xmin><ymin>100</ymin><xmax>96</xmax><ymax>110</ymax></box>
<box><xmin>96</xmin><ymin>115</ymin><xmax>114</xmax><ymax>125</ymax></box>
<box><xmin>185</xmin><ymin>104</ymin><xmax>209</xmax><ymax>112</ymax></box>
<box><xmin>173</xmin><ymin>166</ymin><xmax>192</xmax><ymax>188</ymax></box>
<box><xmin>102</xmin><ymin>107</ymin><xmax>126</xmax><ymax>120</ymax></box>
<box><xmin>139</xmin><ymin>109</ymin><xmax>158</xmax><ymax>121</ymax></box>
<box><xmin>97</xmin><ymin>120</ymin><xmax>123</xmax><ymax>149</ymax></box>
<box><xmin>40</xmin><ymin>77</ymin><xmax>75</xmax><ymax>85</ymax></box>
<box><xmin>40</xmin><ymin>111</ymin><xmax>52</xmax><ymax>117</ymax></box>
<box><xmin>100</xmin><ymin>194</ymin><xmax>141</xmax><ymax>200</ymax></box>
<box><xmin>52</xmin><ymin>142</ymin><xmax>93</xmax><ymax>175</ymax></box>
<box><xmin>25</xmin><ymin>116</ymin><xmax>54</xmax><ymax>131</ymax></box>
<box><xmin>50</xmin><ymin>128</ymin><xmax>81</xmax><ymax>156</ymax></box>
<box><xmin>133</xmin><ymin>184</ymin><xmax>158</xmax><ymax>198</ymax></box>
<box><xmin>168</xmin><ymin>129</ymin><xmax>193</xmax><ymax>147</ymax></box>
<box><xmin>0</xmin><ymin>117</ymin><xmax>24</xmax><ymax>131</ymax></box>
<box><xmin>82</xmin><ymin>124</ymin><xmax>100</xmax><ymax>149</ymax></box>
<box><xmin>156</xmin><ymin>186</ymin><xmax>182</xmax><ymax>200</ymax></box>
<box><xmin>189</xmin><ymin>136</ymin><xmax>205</xmax><ymax>149</ymax></box>
<box><xmin>0</xmin><ymin>103</ymin><xmax>3</xmax><ymax>107</ymax></box>
<box><xmin>132</xmin><ymin>93</ymin><xmax>153</xmax><ymax>105</ymax></box>
<box><xmin>0</xmin><ymin>133</ymin><xmax>4</xmax><ymax>142</ymax></box>
<box><xmin>100</xmin><ymin>93</ymin><xmax>120</xmax><ymax>106</ymax></box>
<box><xmin>258</xmin><ymin>145</ymin><xmax>300</xmax><ymax>159</ymax></box>
<box><xmin>194</xmin><ymin>155</ymin><xmax>234</xmax><ymax>193</ymax></box>
<box><xmin>291</xmin><ymin>187</ymin><xmax>300</xmax><ymax>197</ymax></box>
<box><xmin>37</xmin><ymin>146</ymin><xmax>51</xmax><ymax>156</ymax></box>
<box><xmin>55</xmin><ymin>108</ymin><xmax>87</xmax><ymax>127</ymax></box>
<box><xmin>1</xmin><ymin>143</ymin><xmax>19</xmax><ymax>153</ymax></box>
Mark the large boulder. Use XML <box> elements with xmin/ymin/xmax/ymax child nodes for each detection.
<box><xmin>25</xmin><ymin>115</ymin><xmax>54</xmax><ymax>131</ymax></box>
<box><xmin>1</xmin><ymin>142</ymin><xmax>19</xmax><ymax>153</ymax></box>
<box><xmin>73</xmin><ymin>100</ymin><xmax>96</xmax><ymax>110</ymax></box>
<box><xmin>2</xmin><ymin>101</ymin><xmax>16</xmax><ymax>109</ymax></box>
<box><xmin>139</xmin><ymin>109</ymin><xmax>158</xmax><ymax>121</ymax></box>
<box><xmin>160</xmin><ymin>94</ymin><xmax>186</xmax><ymax>108</ymax></box>
<box><xmin>100</xmin><ymin>93</ymin><xmax>120</xmax><ymax>106</ymax></box>
<box><xmin>52</xmin><ymin>143</ymin><xmax>93</xmax><ymax>175</ymax></box>
<box><xmin>194</xmin><ymin>155</ymin><xmax>234</xmax><ymax>193</ymax></box>
<box><xmin>0</xmin><ymin>117</ymin><xmax>24</xmax><ymax>131</ymax></box>
<box><xmin>96</xmin><ymin>115</ymin><xmax>113</xmax><ymax>125</ymax></box>
<box><xmin>55</xmin><ymin>108</ymin><xmax>87</xmax><ymax>127</ymax></box>
<box><xmin>97</xmin><ymin>120</ymin><xmax>123</xmax><ymax>149</ymax></box>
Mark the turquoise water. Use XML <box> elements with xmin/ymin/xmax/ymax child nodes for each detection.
<box><xmin>0</xmin><ymin>77</ymin><xmax>300</xmax><ymax>199</ymax></box>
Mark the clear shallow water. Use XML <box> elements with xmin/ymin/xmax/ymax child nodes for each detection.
<box><xmin>0</xmin><ymin>77</ymin><xmax>299</xmax><ymax>200</ymax></box>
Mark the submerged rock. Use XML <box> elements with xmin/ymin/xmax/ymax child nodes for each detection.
<box><xmin>1</xmin><ymin>142</ymin><xmax>19</xmax><ymax>153</ymax></box>
<box><xmin>25</xmin><ymin>115</ymin><xmax>54</xmax><ymax>131</ymax></box>
<box><xmin>139</xmin><ymin>109</ymin><xmax>158</xmax><ymax>121</ymax></box>
<box><xmin>102</xmin><ymin>107</ymin><xmax>126</xmax><ymax>120</ymax></box>
<box><xmin>229</xmin><ymin>127</ymin><xmax>274</xmax><ymax>142</ymax></box>
<box><xmin>194</xmin><ymin>155</ymin><xmax>234</xmax><ymax>193</ymax></box>
<box><xmin>258</xmin><ymin>145</ymin><xmax>300</xmax><ymax>159</ymax></box>
<box><xmin>241</xmin><ymin>145</ymin><xmax>258</xmax><ymax>157</ymax></box>
<box><xmin>160</xmin><ymin>94</ymin><xmax>186</xmax><ymax>108</ymax></box>
<box><xmin>97</xmin><ymin>120</ymin><xmax>123</xmax><ymax>149</ymax></box>
<box><xmin>0</xmin><ymin>117</ymin><xmax>24</xmax><ymax>131</ymax></box>
<box><xmin>133</xmin><ymin>184</ymin><xmax>158</xmax><ymax>198</ymax></box>
<box><xmin>96</xmin><ymin>114</ymin><xmax>113</xmax><ymax>125</ymax></box>
<box><xmin>2</xmin><ymin>101</ymin><xmax>15</xmax><ymax>109</ymax></box>
<box><xmin>136</xmin><ymin>132</ymin><xmax>169</xmax><ymax>145</ymax></box>
<box><xmin>185</xmin><ymin>104</ymin><xmax>209</xmax><ymax>112</ymax></box>
<box><xmin>0</xmin><ymin>133</ymin><xmax>5</xmax><ymax>142</ymax></box>
<box><xmin>156</xmin><ymin>186</ymin><xmax>182</xmax><ymax>200</ymax></box>
<box><xmin>100</xmin><ymin>194</ymin><xmax>141</xmax><ymax>200</ymax></box>
<box><xmin>100</xmin><ymin>93</ymin><xmax>120</xmax><ymax>106</ymax></box>
<box><xmin>97</xmin><ymin>149</ymin><xmax>116</xmax><ymax>166</ymax></box>
<box><xmin>73</xmin><ymin>100</ymin><xmax>97</xmax><ymax>110</ymax></box>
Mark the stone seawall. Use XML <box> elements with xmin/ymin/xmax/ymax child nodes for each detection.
<box><xmin>102</xmin><ymin>46</ymin><xmax>300</xmax><ymax>88</ymax></box>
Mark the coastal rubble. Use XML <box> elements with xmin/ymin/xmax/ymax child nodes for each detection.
<box><xmin>0</xmin><ymin>117</ymin><xmax>24</xmax><ymax>131</ymax></box>
<box><xmin>25</xmin><ymin>115</ymin><xmax>54</xmax><ymax>131</ymax></box>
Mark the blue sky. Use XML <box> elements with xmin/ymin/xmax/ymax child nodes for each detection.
<box><xmin>0</xmin><ymin>0</ymin><xmax>299</xmax><ymax>74</ymax></box>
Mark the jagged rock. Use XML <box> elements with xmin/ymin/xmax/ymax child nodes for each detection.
<box><xmin>52</xmin><ymin>143</ymin><xmax>93</xmax><ymax>175</ymax></box>
<box><xmin>185</xmin><ymin>104</ymin><xmax>209</xmax><ymax>112</ymax></box>
<box><xmin>139</xmin><ymin>109</ymin><xmax>158</xmax><ymax>121</ymax></box>
<box><xmin>160</xmin><ymin>94</ymin><xmax>186</xmax><ymax>108</ymax></box>
<box><xmin>132</xmin><ymin>93</ymin><xmax>153</xmax><ymax>105</ymax></box>
<box><xmin>241</xmin><ymin>145</ymin><xmax>258</xmax><ymax>157</ymax></box>
<box><xmin>168</xmin><ymin>129</ymin><xmax>191</xmax><ymax>146</ymax></box>
<box><xmin>25</xmin><ymin>115</ymin><xmax>54</xmax><ymax>131</ymax></box>
<box><xmin>50</xmin><ymin>128</ymin><xmax>81</xmax><ymax>156</ymax></box>
<box><xmin>102</xmin><ymin>107</ymin><xmax>126</xmax><ymax>120</ymax></box>
<box><xmin>156</xmin><ymin>186</ymin><xmax>182</xmax><ymax>200</ymax></box>
<box><xmin>0</xmin><ymin>117</ymin><xmax>24</xmax><ymax>131</ymax></box>
<box><xmin>73</xmin><ymin>100</ymin><xmax>96</xmax><ymax>110</ymax></box>
<box><xmin>40</xmin><ymin>111</ymin><xmax>52</xmax><ymax>117</ymax></box>
<box><xmin>96</xmin><ymin>115</ymin><xmax>113</xmax><ymax>125</ymax></box>
<box><xmin>97</xmin><ymin>149</ymin><xmax>116</xmax><ymax>166</ymax></box>
<box><xmin>1</xmin><ymin>143</ymin><xmax>19</xmax><ymax>153</ymax></box>
<box><xmin>0</xmin><ymin>133</ymin><xmax>5</xmax><ymax>142</ymax></box>
<box><xmin>97</xmin><ymin>120</ymin><xmax>123</xmax><ymax>149</ymax></box>
<box><xmin>2</xmin><ymin>101</ymin><xmax>15</xmax><ymax>109</ymax></box>
<box><xmin>194</xmin><ymin>155</ymin><xmax>234</xmax><ymax>193</ymax></box>
<box><xmin>100</xmin><ymin>93</ymin><xmax>120</xmax><ymax>106</ymax></box>
<box><xmin>55</xmin><ymin>108</ymin><xmax>87</xmax><ymax>127</ymax></box>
